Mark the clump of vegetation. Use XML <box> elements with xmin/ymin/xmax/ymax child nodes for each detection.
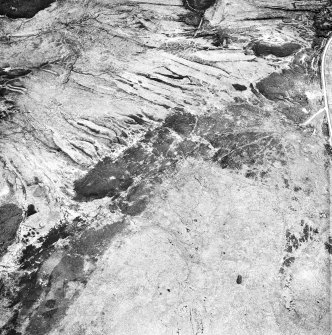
<box><xmin>314</xmin><ymin>5</ymin><xmax>332</xmax><ymax>37</ymax></box>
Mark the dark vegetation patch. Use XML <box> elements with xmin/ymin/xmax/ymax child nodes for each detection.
<box><xmin>19</xmin><ymin>224</ymin><xmax>70</xmax><ymax>270</ymax></box>
<box><xmin>250</xmin><ymin>41</ymin><xmax>301</xmax><ymax>57</ymax></box>
<box><xmin>212</xmin><ymin>29</ymin><xmax>231</xmax><ymax>48</ymax></box>
<box><xmin>280</xmin><ymin>221</ymin><xmax>319</xmax><ymax>273</ymax></box>
<box><xmin>279</xmin><ymin>104</ymin><xmax>308</xmax><ymax>124</ymax></box>
<box><xmin>280</xmin><ymin>256</ymin><xmax>295</xmax><ymax>271</ymax></box>
<box><xmin>245</xmin><ymin>170</ymin><xmax>269</xmax><ymax>181</ymax></box>
<box><xmin>117</xmin><ymin>182</ymin><xmax>154</xmax><ymax>216</ymax></box>
<box><xmin>75</xmin><ymin>104</ymin><xmax>285</xmax><ymax>213</ymax></box>
<box><xmin>1</xmin><ymin>219</ymin><xmax>125</xmax><ymax>335</ymax></box>
<box><xmin>24</xmin><ymin>220</ymin><xmax>124</xmax><ymax>335</ymax></box>
<box><xmin>74</xmin><ymin>125</ymin><xmax>189</xmax><ymax>212</ymax></box>
<box><xmin>0</xmin><ymin>0</ymin><xmax>55</xmax><ymax>19</ymax></box>
<box><xmin>284</xmin><ymin>221</ymin><xmax>318</xmax><ymax>254</ymax></box>
<box><xmin>74</xmin><ymin>158</ymin><xmax>134</xmax><ymax>199</ymax></box>
<box><xmin>255</xmin><ymin>66</ymin><xmax>317</xmax><ymax>124</ymax></box>
<box><xmin>163</xmin><ymin>111</ymin><xmax>196</xmax><ymax>136</ymax></box>
<box><xmin>75</xmin><ymin>125</ymin><xmax>174</xmax><ymax>199</ymax></box>
<box><xmin>0</xmin><ymin>203</ymin><xmax>23</xmax><ymax>256</ymax></box>
<box><xmin>324</xmin><ymin>144</ymin><xmax>332</xmax><ymax>156</ymax></box>
<box><xmin>179</xmin><ymin>12</ymin><xmax>202</xmax><ymax>26</ymax></box>
<box><xmin>313</xmin><ymin>5</ymin><xmax>332</xmax><ymax>38</ymax></box>
<box><xmin>74</xmin><ymin>127</ymin><xmax>180</xmax><ymax>202</ymax></box>
<box><xmin>256</xmin><ymin>69</ymin><xmax>309</xmax><ymax>104</ymax></box>
<box><xmin>195</xmin><ymin>103</ymin><xmax>266</xmax><ymax>140</ymax></box>
<box><xmin>211</xmin><ymin>132</ymin><xmax>285</xmax><ymax>169</ymax></box>
<box><xmin>325</xmin><ymin>237</ymin><xmax>332</xmax><ymax>254</ymax></box>
<box><xmin>70</xmin><ymin>221</ymin><xmax>124</xmax><ymax>257</ymax></box>
<box><xmin>0</xmin><ymin>224</ymin><xmax>70</xmax><ymax>335</ymax></box>
<box><xmin>182</xmin><ymin>0</ymin><xmax>216</xmax><ymax>12</ymax></box>
<box><xmin>322</xmin><ymin>122</ymin><xmax>329</xmax><ymax>138</ymax></box>
<box><xmin>0</xmin><ymin>99</ymin><xmax>18</xmax><ymax>121</ymax></box>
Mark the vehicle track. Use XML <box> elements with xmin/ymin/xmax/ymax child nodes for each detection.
<box><xmin>321</xmin><ymin>34</ymin><xmax>332</xmax><ymax>146</ymax></box>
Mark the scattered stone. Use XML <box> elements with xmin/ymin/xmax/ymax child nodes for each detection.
<box><xmin>232</xmin><ymin>84</ymin><xmax>247</xmax><ymax>91</ymax></box>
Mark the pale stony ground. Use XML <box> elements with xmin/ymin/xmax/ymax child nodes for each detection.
<box><xmin>0</xmin><ymin>0</ymin><xmax>331</xmax><ymax>334</ymax></box>
<box><xmin>50</xmin><ymin>159</ymin><xmax>330</xmax><ymax>335</ymax></box>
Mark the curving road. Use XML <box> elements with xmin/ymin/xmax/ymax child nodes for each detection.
<box><xmin>321</xmin><ymin>34</ymin><xmax>332</xmax><ymax>146</ymax></box>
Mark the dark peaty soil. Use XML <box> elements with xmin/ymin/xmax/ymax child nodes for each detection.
<box><xmin>250</xmin><ymin>41</ymin><xmax>301</xmax><ymax>58</ymax></box>
<box><xmin>0</xmin><ymin>203</ymin><xmax>23</xmax><ymax>256</ymax></box>
<box><xmin>0</xmin><ymin>0</ymin><xmax>55</xmax><ymax>19</ymax></box>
